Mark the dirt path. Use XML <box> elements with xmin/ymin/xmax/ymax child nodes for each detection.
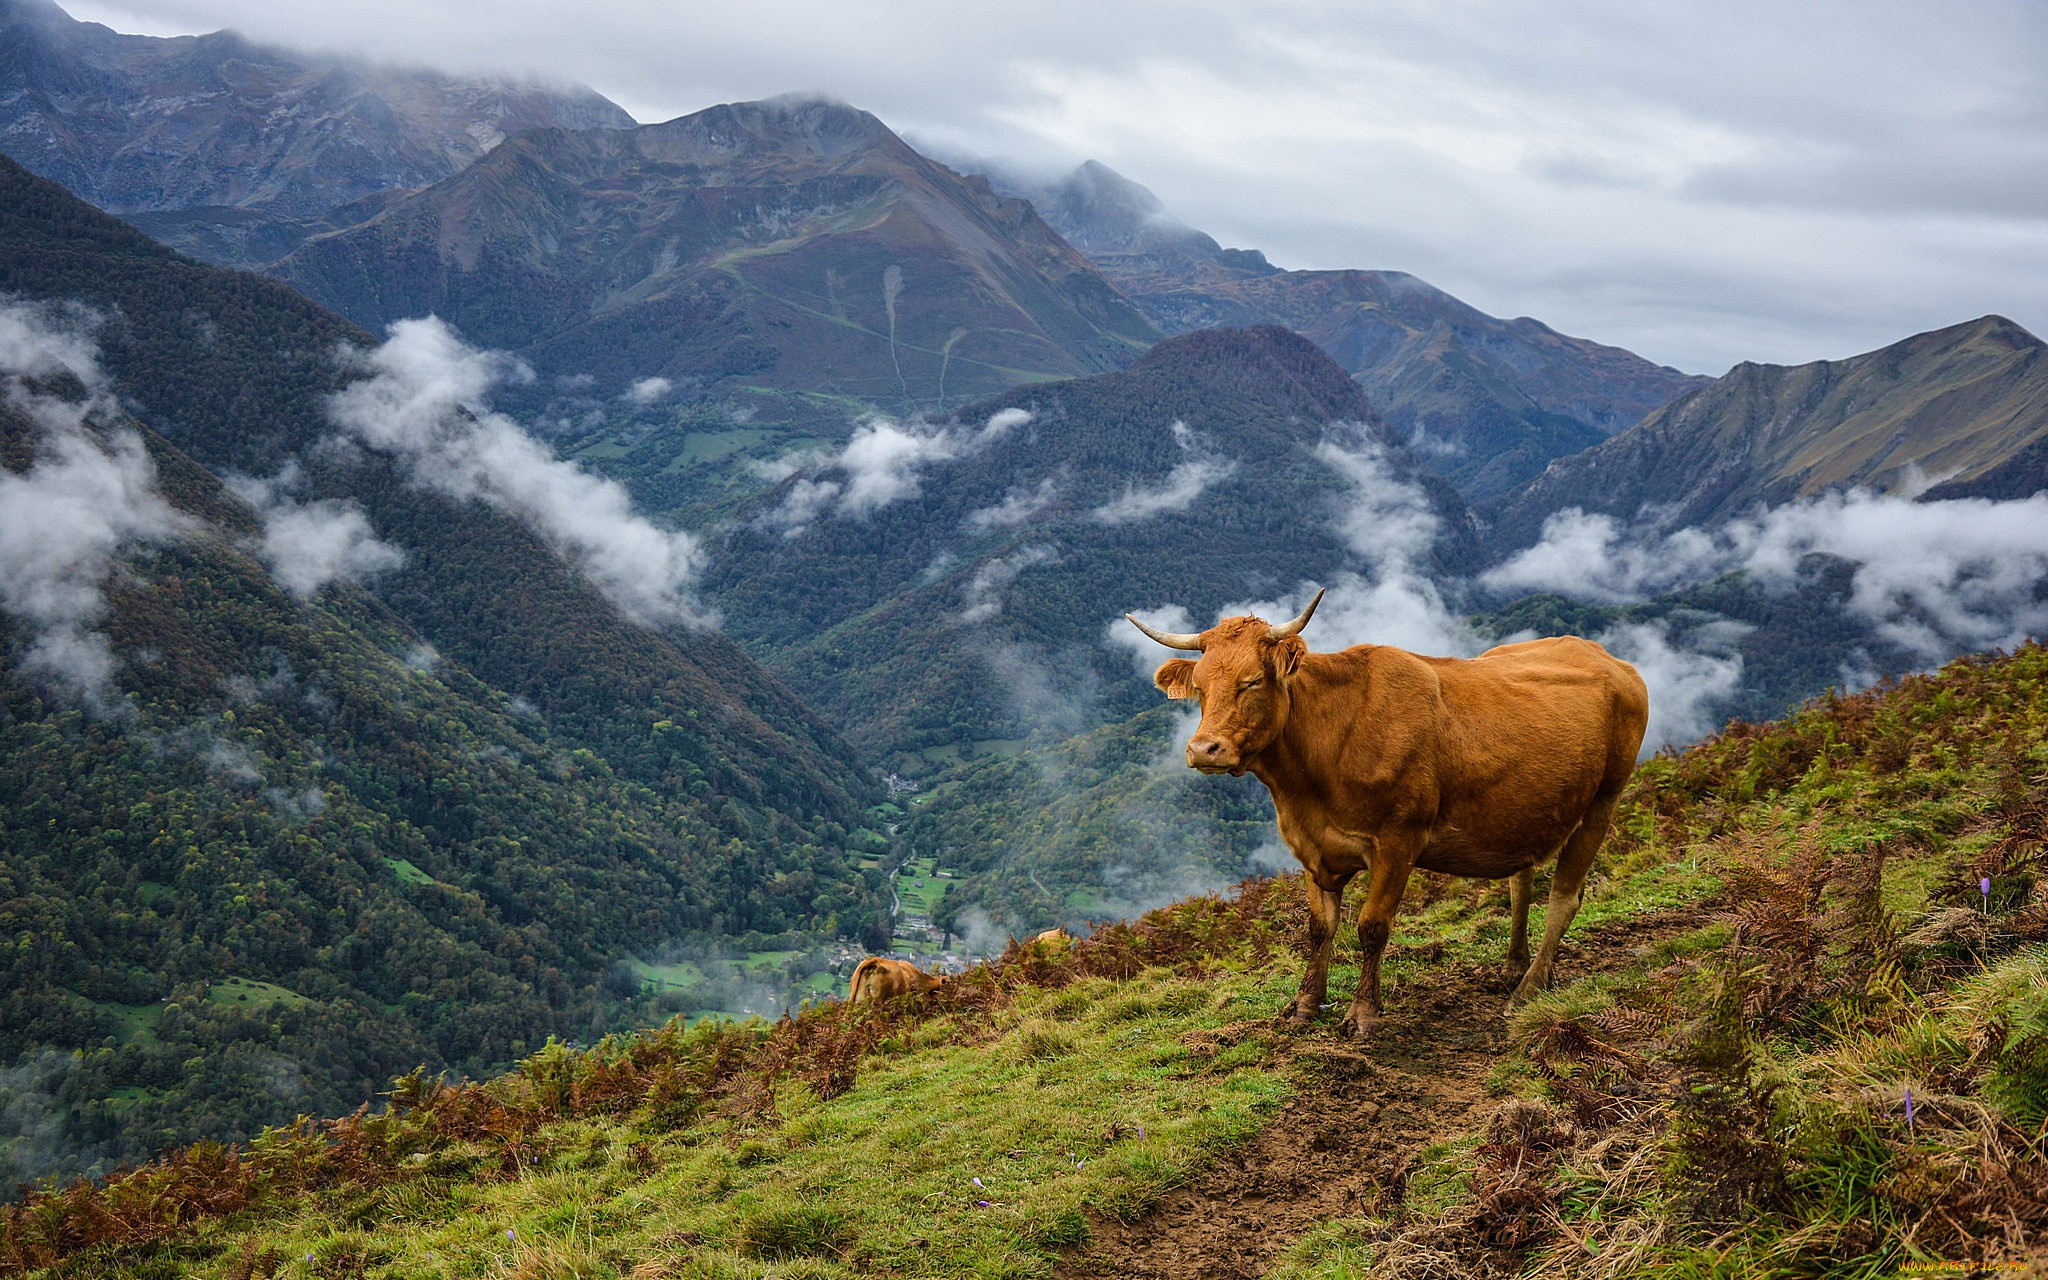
<box><xmin>1056</xmin><ymin>910</ymin><xmax>1697</xmax><ymax>1280</ymax></box>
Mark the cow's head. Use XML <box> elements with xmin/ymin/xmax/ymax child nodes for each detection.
<box><xmin>1127</xmin><ymin>588</ymin><xmax>1324</xmax><ymax>775</ymax></box>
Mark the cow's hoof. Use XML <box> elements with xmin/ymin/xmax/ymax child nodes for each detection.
<box><xmin>1337</xmin><ymin>1012</ymin><xmax>1384</xmax><ymax>1042</ymax></box>
<box><xmin>1273</xmin><ymin>1006</ymin><xmax>1318</xmax><ymax>1031</ymax></box>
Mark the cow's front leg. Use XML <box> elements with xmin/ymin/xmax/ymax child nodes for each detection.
<box><xmin>1280</xmin><ymin>871</ymin><xmax>1348</xmax><ymax>1027</ymax></box>
<box><xmin>1340</xmin><ymin>835</ymin><xmax>1421</xmax><ymax>1041</ymax></box>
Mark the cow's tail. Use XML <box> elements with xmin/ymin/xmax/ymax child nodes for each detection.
<box><xmin>847</xmin><ymin>957</ymin><xmax>885</xmax><ymax>1004</ymax></box>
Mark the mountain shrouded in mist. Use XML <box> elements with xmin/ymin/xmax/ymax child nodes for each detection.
<box><xmin>0</xmin><ymin>0</ymin><xmax>633</xmax><ymax>264</ymax></box>
<box><xmin>1484</xmin><ymin>314</ymin><xmax>2048</xmax><ymax>550</ymax></box>
<box><xmin>266</xmin><ymin>97</ymin><xmax>1160</xmax><ymax>423</ymax></box>
<box><xmin>707</xmin><ymin>323</ymin><xmax>1478</xmax><ymax>762</ymax></box>
<box><xmin>1001</xmin><ymin>160</ymin><xmax>1710</xmax><ymax>501</ymax></box>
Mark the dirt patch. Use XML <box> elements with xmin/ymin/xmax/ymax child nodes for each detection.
<box><xmin>1057</xmin><ymin>910</ymin><xmax>1698</xmax><ymax>1280</ymax></box>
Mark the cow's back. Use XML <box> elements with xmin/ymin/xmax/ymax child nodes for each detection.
<box><xmin>1413</xmin><ymin>637</ymin><xmax>1648</xmax><ymax>875</ymax></box>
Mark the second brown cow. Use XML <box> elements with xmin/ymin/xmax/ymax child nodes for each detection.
<box><xmin>846</xmin><ymin>957</ymin><xmax>945</xmax><ymax>1005</ymax></box>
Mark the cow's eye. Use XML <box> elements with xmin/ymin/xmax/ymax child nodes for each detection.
<box><xmin>1239</xmin><ymin>677</ymin><xmax>1263</xmax><ymax>691</ymax></box>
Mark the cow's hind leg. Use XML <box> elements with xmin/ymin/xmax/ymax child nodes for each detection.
<box><xmin>1506</xmin><ymin>866</ymin><xmax>1535</xmax><ymax>972</ymax></box>
<box><xmin>1511</xmin><ymin>793</ymin><xmax>1620</xmax><ymax>1004</ymax></box>
<box><xmin>1281</xmin><ymin>872</ymin><xmax>1350</xmax><ymax>1027</ymax></box>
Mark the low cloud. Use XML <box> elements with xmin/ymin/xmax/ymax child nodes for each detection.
<box><xmin>1087</xmin><ymin>421</ymin><xmax>1234</xmax><ymax>525</ymax></box>
<box><xmin>957</xmin><ymin>544</ymin><xmax>1057</xmax><ymax>623</ymax></box>
<box><xmin>1106</xmin><ymin>434</ymin><xmax>1757</xmax><ymax>755</ymax></box>
<box><xmin>229</xmin><ymin>464</ymin><xmax>404</xmax><ymax>599</ymax></box>
<box><xmin>1105</xmin><ymin>602</ymin><xmax>1201</xmax><ymax>676</ymax></box>
<box><xmin>965</xmin><ymin>474</ymin><xmax>1061</xmax><ymax>531</ymax></box>
<box><xmin>1316</xmin><ymin>436</ymin><xmax>1441</xmax><ymax>570</ymax></box>
<box><xmin>326</xmin><ymin>317</ymin><xmax>714</xmax><ymax>628</ymax></box>
<box><xmin>623</xmin><ymin>376</ymin><xmax>672</xmax><ymax>405</ymax></box>
<box><xmin>0</xmin><ymin>299</ymin><xmax>185</xmax><ymax>712</ymax></box>
<box><xmin>764</xmin><ymin>406</ymin><xmax>1032</xmax><ymax>534</ymax></box>
<box><xmin>1484</xmin><ymin>490</ymin><xmax>2048</xmax><ymax>663</ymax></box>
<box><xmin>1595</xmin><ymin>619</ymin><xmax>1748</xmax><ymax>750</ymax></box>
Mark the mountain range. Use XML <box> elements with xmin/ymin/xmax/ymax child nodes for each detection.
<box><xmin>267</xmin><ymin>98</ymin><xmax>1161</xmax><ymax>421</ymax></box>
<box><xmin>999</xmin><ymin>159</ymin><xmax>1711</xmax><ymax>499</ymax></box>
<box><xmin>1484</xmin><ymin>313</ymin><xmax>2048</xmax><ymax>548</ymax></box>
<box><xmin>0</xmin><ymin>0</ymin><xmax>1710</xmax><ymax>490</ymax></box>
<box><xmin>0</xmin><ymin>0</ymin><xmax>632</xmax><ymax>263</ymax></box>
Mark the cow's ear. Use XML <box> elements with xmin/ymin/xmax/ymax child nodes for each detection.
<box><xmin>1153</xmin><ymin>659</ymin><xmax>1197</xmax><ymax>700</ymax></box>
<box><xmin>1276</xmin><ymin>636</ymin><xmax>1307</xmax><ymax>678</ymax></box>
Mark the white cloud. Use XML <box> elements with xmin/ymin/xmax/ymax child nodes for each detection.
<box><xmin>1596</xmin><ymin>619</ymin><xmax>1746</xmax><ymax>751</ymax></box>
<box><xmin>228</xmin><ymin>464</ymin><xmax>404</xmax><ymax>599</ymax></box>
<box><xmin>326</xmin><ymin>317</ymin><xmax>715</xmax><ymax>628</ymax></box>
<box><xmin>1315</xmin><ymin>436</ymin><xmax>1441</xmax><ymax>570</ymax></box>
<box><xmin>1105</xmin><ymin>602</ymin><xmax>1200</xmax><ymax>676</ymax></box>
<box><xmin>623</xmin><ymin>376</ymin><xmax>672</xmax><ymax>405</ymax></box>
<box><xmin>1483</xmin><ymin>490</ymin><xmax>2048</xmax><ymax>663</ymax></box>
<box><xmin>0</xmin><ymin>299</ymin><xmax>185</xmax><ymax>711</ymax></box>
<box><xmin>764</xmin><ymin>405</ymin><xmax>1032</xmax><ymax>533</ymax></box>
<box><xmin>957</xmin><ymin>544</ymin><xmax>1056</xmax><ymax>623</ymax></box>
<box><xmin>1087</xmin><ymin>420</ymin><xmax>1234</xmax><ymax>525</ymax></box>
<box><xmin>966</xmin><ymin>475</ymin><xmax>1061</xmax><ymax>531</ymax></box>
<box><xmin>0</xmin><ymin>299</ymin><xmax>105</xmax><ymax>393</ymax></box>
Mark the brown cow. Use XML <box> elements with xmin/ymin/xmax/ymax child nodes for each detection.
<box><xmin>847</xmin><ymin>957</ymin><xmax>945</xmax><ymax>1004</ymax></box>
<box><xmin>1130</xmin><ymin>588</ymin><xmax>1648</xmax><ymax>1040</ymax></box>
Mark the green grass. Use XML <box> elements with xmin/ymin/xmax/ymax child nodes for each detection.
<box><xmin>661</xmin><ymin>427</ymin><xmax>778</xmax><ymax>469</ymax></box>
<box><xmin>93</xmin><ymin>1001</ymin><xmax>165</xmax><ymax>1046</ymax></box>
<box><xmin>203</xmin><ymin>977</ymin><xmax>311</xmax><ymax>1010</ymax></box>
<box><xmin>156</xmin><ymin>970</ymin><xmax>1286</xmax><ymax>1278</ymax></box>
<box><xmin>17</xmin><ymin>647</ymin><xmax>2048</xmax><ymax>1280</ymax></box>
<box><xmin>382</xmin><ymin>856</ymin><xmax>435</xmax><ymax>886</ymax></box>
<box><xmin>628</xmin><ymin>958</ymin><xmax>706</xmax><ymax>992</ymax></box>
<box><xmin>895</xmin><ymin>857</ymin><xmax>950</xmax><ymax>918</ymax></box>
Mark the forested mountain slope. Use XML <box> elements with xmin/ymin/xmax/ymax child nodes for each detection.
<box><xmin>0</xmin><ymin>156</ymin><xmax>887</xmax><ymax>1183</ymax></box>
<box><xmin>707</xmin><ymin>324</ymin><xmax>1478</xmax><ymax>761</ymax></box>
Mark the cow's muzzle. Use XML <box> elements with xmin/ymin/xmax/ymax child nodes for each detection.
<box><xmin>1186</xmin><ymin>736</ymin><xmax>1244</xmax><ymax>776</ymax></box>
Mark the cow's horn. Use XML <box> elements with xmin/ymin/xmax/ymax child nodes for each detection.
<box><xmin>1267</xmin><ymin>587</ymin><xmax>1325</xmax><ymax>639</ymax></box>
<box><xmin>1126</xmin><ymin>613</ymin><xmax>1205</xmax><ymax>651</ymax></box>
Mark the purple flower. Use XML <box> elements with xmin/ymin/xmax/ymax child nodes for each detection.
<box><xmin>974</xmin><ymin>1199</ymin><xmax>991</xmax><ymax>1208</ymax></box>
<box><xmin>1905</xmin><ymin>1086</ymin><xmax>1916</xmax><ymax>1129</ymax></box>
<box><xmin>1982</xmin><ymin>876</ymin><xmax>1993</xmax><ymax>906</ymax></box>
<box><xmin>506</xmin><ymin>1228</ymin><xmax>517</xmax><ymax>1241</ymax></box>
<box><xmin>971</xmin><ymin>1176</ymin><xmax>983</xmax><ymax>1188</ymax></box>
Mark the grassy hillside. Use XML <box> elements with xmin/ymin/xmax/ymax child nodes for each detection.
<box><xmin>10</xmin><ymin>642</ymin><xmax>2043</xmax><ymax>1277</ymax></box>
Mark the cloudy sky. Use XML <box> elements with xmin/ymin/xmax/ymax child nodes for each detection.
<box><xmin>69</xmin><ymin>0</ymin><xmax>2048</xmax><ymax>375</ymax></box>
